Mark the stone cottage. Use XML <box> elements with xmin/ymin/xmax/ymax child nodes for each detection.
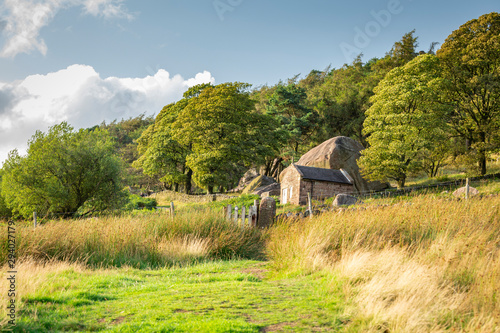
<box><xmin>280</xmin><ymin>164</ymin><xmax>355</xmax><ymax>205</ymax></box>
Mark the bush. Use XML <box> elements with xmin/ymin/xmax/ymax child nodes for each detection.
<box><xmin>125</xmin><ymin>194</ymin><xmax>158</xmax><ymax>210</ymax></box>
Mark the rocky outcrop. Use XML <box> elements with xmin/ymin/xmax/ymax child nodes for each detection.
<box><xmin>296</xmin><ymin>136</ymin><xmax>389</xmax><ymax>194</ymax></box>
<box><xmin>242</xmin><ymin>175</ymin><xmax>277</xmax><ymax>194</ymax></box>
<box><xmin>254</xmin><ymin>183</ymin><xmax>281</xmax><ymax>197</ymax></box>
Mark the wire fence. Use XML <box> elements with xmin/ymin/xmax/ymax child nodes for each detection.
<box><xmin>353</xmin><ymin>172</ymin><xmax>500</xmax><ymax>200</ymax></box>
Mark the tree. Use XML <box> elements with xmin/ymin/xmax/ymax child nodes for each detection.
<box><xmin>437</xmin><ymin>12</ymin><xmax>500</xmax><ymax>175</ymax></box>
<box><xmin>266</xmin><ymin>83</ymin><xmax>318</xmax><ymax>160</ymax></box>
<box><xmin>100</xmin><ymin>114</ymin><xmax>155</xmax><ymax>189</ymax></box>
<box><xmin>134</xmin><ymin>101</ymin><xmax>192</xmax><ymax>193</ymax></box>
<box><xmin>359</xmin><ymin>54</ymin><xmax>449</xmax><ymax>188</ymax></box>
<box><xmin>0</xmin><ymin>170</ymin><xmax>12</xmax><ymax>219</ymax></box>
<box><xmin>307</xmin><ymin>56</ymin><xmax>378</xmax><ymax>146</ymax></box>
<box><xmin>172</xmin><ymin>82</ymin><xmax>279</xmax><ymax>193</ymax></box>
<box><xmin>133</xmin><ymin>84</ymin><xmax>212</xmax><ymax>193</ymax></box>
<box><xmin>373</xmin><ymin>30</ymin><xmax>419</xmax><ymax>76</ymax></box>
<box><xmin>1</xmin><ymin>123</ymin><xmax>125</xmax><ymax>218</ymax></box>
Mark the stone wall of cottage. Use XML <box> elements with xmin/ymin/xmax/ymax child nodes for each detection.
<box><xmin>298</xmin><ymin>180</ymin><xmax>354</xmax><ymax>205</ymax></box>
<box><xmin>280</xmin><ymin>166</ymin><xmax>355</xmax><ymax>205</ymax></box>
<box><xmin>280</xmin><ymin>167</ymin><xmax>301</xmax><ymax>205</ymax></box>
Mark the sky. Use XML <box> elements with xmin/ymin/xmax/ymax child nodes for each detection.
<box><xmin>0</xmin><ymin>0</ymin><xmax>498</xmax><ymax>165</ymax></box>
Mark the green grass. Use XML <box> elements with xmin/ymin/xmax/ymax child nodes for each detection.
<box><xmin>14</xmin><ymin>261</ymin><xmax>347</xmax><ymax>332</ymax></box>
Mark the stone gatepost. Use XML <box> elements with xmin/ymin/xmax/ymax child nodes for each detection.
<box><xmin>257</xmin><ymin>197</ymin><xmax>276</xmax><ymax>228</ymax></box>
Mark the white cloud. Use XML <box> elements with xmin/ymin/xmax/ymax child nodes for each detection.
<box><xmin>0</xmin><ymin>65</ymin><xmax>215</xmax><ymax>165</ymax></box>
<box><xmin>0</xmin><ymin>0</ymin><xmax>133</xmax><ymax>58</ymax></box>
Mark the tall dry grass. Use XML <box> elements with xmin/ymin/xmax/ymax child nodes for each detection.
<box><xmin>266</xmin><ymin>195</ymin><xmax>500</xmax><ymax>332</ymax></box>
<box><xmin>0</xmin><ymin>259</ymin><xmax>87</xmax><ymax>327</ymax></box>
<box><xmin>0</xmin><ymin>208</ymin><xmax>264</xmax><ymax>269</ymax></box>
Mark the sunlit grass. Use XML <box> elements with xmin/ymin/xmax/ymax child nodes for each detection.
<box><xmin>0</xmin><ymin>208</ymin><xmax>265</xmax><ymax>269</ymax></box>
<box><xmin>266</xmin><ymin>195</ymin><xmax>500</xmax><ymax>332</ymax></box>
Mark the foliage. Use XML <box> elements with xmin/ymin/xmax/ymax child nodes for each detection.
<box><xmin>266</xmin><ymin>82</ymin><xmax>318</xmax><ymax>160</ymax></box>
<box><xmin>359</xmin><ymin>54</ymin><xmax>449</xmax><ymax>188</ymax></box>
<box><xmin>124</xmin><ymin>193</ymin><xmax>158</xmax><ymax>211</ymax></box>
<box><xmin>99</xmin><ymin>114</ymin><xmax>156</xmax><ymax>189</ymax></box>
<box><xmin>437</xmin><ymin>12</ymin><xmax>500</xmax><ymax>175</ymax></box>
<box><xmin>0</xmin><ymin>122</ymin><xmax>125</xmax><ymax>218</ymax></box>
<box><xmin>134</xmin><ymin>100</ymin><xmax>193</xmax><ymax>193</ymax></box>
<box><xmin>172</xmin><ymin>82</ymin><xmax>280</xmax><ymax>193</ymax></box>
<box><xmin>307</xmin><ymin>56</ymin><xmax>378</xmax><ymax>146</ymax></box>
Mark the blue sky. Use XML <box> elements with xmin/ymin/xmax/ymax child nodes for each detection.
<box><xmin>0</xmin><ymin>0</ymin><xmax>498</xmax><ymax>164</ymax></box>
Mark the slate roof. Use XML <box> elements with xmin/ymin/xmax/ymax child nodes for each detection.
<box><xmin>293</xmin><ymin>164</ymin><xmax>352</xmax><ymax>185</ymax></box>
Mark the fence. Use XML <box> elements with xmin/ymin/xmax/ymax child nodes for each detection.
<box><xmin>223</xmin><ymin>201</ymin><xmax>259</xmax><ymax>228</ymax></box>
<box><xmin>353</xmin><ymin>173</ymin><xmax>500</xmax><ymax>200</ymax></box>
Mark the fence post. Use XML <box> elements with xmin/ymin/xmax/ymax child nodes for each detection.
<box><xmin>466</xmin><ymin>178</ymin><xmax>470</xmax><ymax>200</ymax></box>
<box><xmin>33</xmin><ymin>211</ymin><xmax>37</xmax><ymax>229</ymax></box>
<box><xmin>234</xmin><ymin>206</ymin><xmax>239</xmax><ymax>224</ymax></box>
<box><xmin>226</xmin><ymin>204</ymin><xmax>232</xmax><ymax>220</ymax></box>
<box><xmin>170</xmin><ymin>202</ymin><xmax>175</xmax><ymax>217</ymax></box>
<box><xmin>307</xmin><ymin>192</ymin><xmax>313</xmax><ymax>217</ymax></box>
<box><xmin>241</xmin><ymin>206</ymin><xmax>246</xmax><ymax>228</ymax></box>
<box><xmin>254</xmin><ymin>200</ymin><xmax>259</xmax><ymax>225</ymax></box>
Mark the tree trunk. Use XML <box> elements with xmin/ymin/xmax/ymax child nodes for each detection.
<box><xmin>207</xmin><ymin>185</ymin><xmax>214</xmax><ymax>194</ymax></box>
<box><xmin>185</xmin><ymin>168</ymin><xmax>193</xmax><ymax>194</ymax></box>
<box><xmin>478</xmin><ymin>132</ymin><xmax>487</xmax><ymax>176</ymax></box>
<box><xmin>174</xmin><ymin>183</ymin><xmax>179</xmax><ymax>192</ymax></box>
<box><xmin>397</xmin><ymin>177</ymin><xmax>406</xmax><ymax>189</ymax></box>
<box><xmin>478</xmin><ymin>150</ymin><xmax>487</xmax><ymax>176</ymax></box>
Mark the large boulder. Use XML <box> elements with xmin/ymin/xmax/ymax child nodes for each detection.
<box><xmin>453</xmin><ymin>186</ymin><xmax>479</xmax><ymax>198</ymax></box>
<box><xmin>228</xmin><ymin>168</ymin><xmax>260</xmax><ymax>193</ymax></box>
<box><xmin>242</xmin><ymin>175</ymin><xmax>276</xmax><ymax>194</ymax></box>
<box><xmin>254</xmin><ymin>183</ymin><xmax>281</xmax><ymax>197</ymax></box>
<box><xmin>332</xmin><ymin>194</ymin><xmax>361</xmax><ymax>207</ymax></box>
<box><xmin>296</xmin><ymin>136</ymin><xmax>389</xmax><ymax>194</ymax></box>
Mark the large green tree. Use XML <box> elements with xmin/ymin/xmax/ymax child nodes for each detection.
<box><xmin>437</xmin><ymin>12</ymin><xmax>500</xmax><ymax>175</ymax></box>
<box><xmin>359</xmin><ymin>54</ymin><xmax>449</xmax><ymax>188</ymax></box>
<box><xmin>172</xmin><ymin>82</ymin><xmax>279</xmax><ymax>193</ymax></box>
<box><xmin>1</xmin><ymin>123</ymin><xmax>125</xmax><ymax>218</ymax></box>
<box><xmin>307</xmin><ymin>56</ymin><xmax>378</xmax><ymax>146</ymax></box>
<box><xmin>134</xmin><ymin>84</ymin><xmax>212</xmax><ymax>193</ymax></box>
<box><xmin>266</xmin><ymin>83</ymin><xmax>318</xmax><ymax>160</ymax></box>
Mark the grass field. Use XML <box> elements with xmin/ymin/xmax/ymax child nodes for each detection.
<box><xmin>7</xmin><ymin>260</ymin><xmax>347</xmax><ymax>332</ymax></box>
<box><xmin>1</xmin><ymin>188</ymin><xmax>499</xmax><ymax>332</ymax></box>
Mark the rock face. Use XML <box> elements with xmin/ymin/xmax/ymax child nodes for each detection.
<box><xmin>296</xmin><ymin>136</ymin><xmax>389</xmax><ymax>194</ymax></box>
<box><xmin>242</xmin><ymin>175</ymin><xmax>276</xmax><ymax>194</ymax></box>
<box><xmin>453</xmin><ymin>186</ymin><xmax>479</xmax><ymax>198</ymax></box>
<box><xmin>254</xmin><ymin>183</ymin><xmax>281</xmax><ymax>197</ymax></box>
<box><xmin>257</xmin><ymin>197</ymin><xmax>276</xmax><ymax>228</ymax></box>
<box><xmin>332</xmin><ymin>194</ymin><xmax>360</xmax><ymax>207</ymax></box>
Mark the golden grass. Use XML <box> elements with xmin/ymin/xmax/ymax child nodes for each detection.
<box><xmin>0</xmin><ymin>209</ymin><xmax>264</xmax><ymax>269</ymax></box>
<box><xmin>0</xmin><ymin>259</ymin><xmax>87</xmax><ymax>326</ymax></box>
<box><xmin>266</xmin><ymin>195</ymin><xmax>500</xmax><ymax>332</ymax></box>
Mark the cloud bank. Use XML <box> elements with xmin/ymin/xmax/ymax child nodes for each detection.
<box><xmin>0</xmin><ymin>0</ymin><xmax>132</xmax><ymax>58</ymax></box>
<box><xmin>0</xmin><ymin>65</ymin><xmax>215</xmax><ymax>165</ymax></box>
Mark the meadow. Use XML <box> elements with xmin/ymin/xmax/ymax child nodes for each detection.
<box><xmin>1</xmin><ymin>189</ymin><xmax>499</xmax><ymax>332</ymax></box>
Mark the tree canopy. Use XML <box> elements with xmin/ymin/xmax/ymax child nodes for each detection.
<box><xmin>172</xmin><ymin>82</ymin><xmax>279</xmax><ymax>193</ymax></box>
<box><xmin>437</xmin><ymin>12</ymin><xmax>500</xmax><ymax>175</ymax></box>
<box><xmin>1</xmin><ymin>123</ymin><xmax>125</xmax><ymax>218</ymax></box>
<box><xmin>359</xmin><ymin>54</ymin><xmax>449</xmax><ymax>188</ymax></box>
